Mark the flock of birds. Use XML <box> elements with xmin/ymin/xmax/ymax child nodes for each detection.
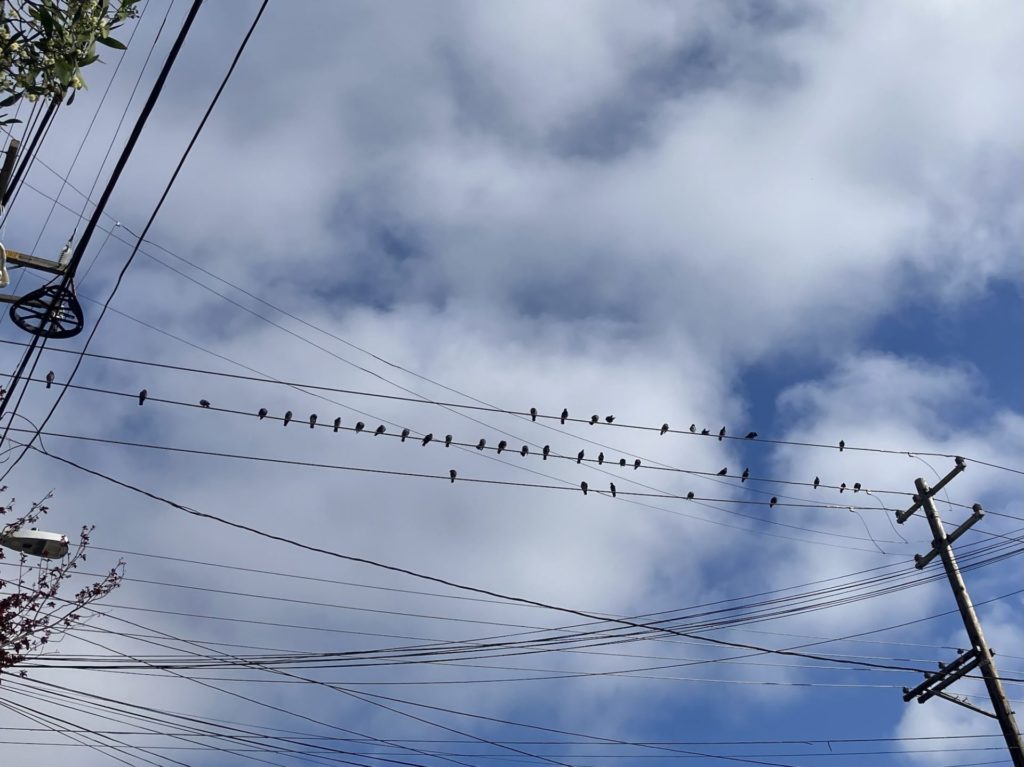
<box><xmin>118</xmin><ymin>387</ymin><xmax>862</xmax><ymax>507</ymax></box>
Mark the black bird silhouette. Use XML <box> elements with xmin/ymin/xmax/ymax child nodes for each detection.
<box><xmin>853</xmin><ymin>482</ymin><xmax>862</xmax><ymax>492</ymax></box>
<box><xmin>597</xmin><ymin>452</ymin><xmax>604</xmax><ymax>465</ymax></box>
<box><xmin>520</xmin><ymin>445</ymin><xmax>529</xmax><ymax>457</ymax></box>
<box><xmin>718</xmin><ymin>427</ymin><xmax>726</xmax><ymax>441</ymax></box>
<box><xmin>257</xmin><ymin>407</ymin><xmax>267</xmax><ymax>419</ymax></box>
<box><xmin>580</xmin><ymin>481</ymin><xmax>588</xmax><ymax>496</ymax></box>
<box><xmin>590</xmin><ymin>415</ymin><xmax>599</xmax><ymax>425</ymax></box>
<box><xmin>45</xmin><ymin>371</ymin><xmax>54</xmax><ymax>388</ymax></box>
<box><xmin>355</xmin><ymin>421</ymin><xmax>365</xmax><ymax>433</ymax></box>
<box><xmin>333</xmin><ymin>417</ymin><xmax>341</xmax><ymax>432</ymax></box>
<box><xmin>741</xmin><ymin>468</ymin><xmax>749</xmax><ymax>482</ymax></box>
<box><xmin>717</xmin><ymin>467</ymin><xmax>728</xmax><ymax>476</ymax></box>
<box><xmin>530</xmin><ymin>407</ymin><xmax>538</xmax><ymax>422</ymax></box>
<box><xmin>813</xmin><ymin>476</ymin><xmax>820</xmax><ymax>489</ymax></box>
<box><xmin>445</xmin><ymin>434</ymin><xmax>453</xmax><ymax>447</ymax></box>
<box><xmin>560</xmin><ymin>408</ymin><xmax>568</xmax><ymax>424</ymax></box>
<box><xmin>309</xmin><ymin>414</ymin><xmax>317</xmax><ymax>428</ymax></box>
<box><xmin>605</xmin><ymin>415</ymin><xmax>615</xmax><ymax>423</ymax></box>
<box><xmin>689</xmin><ymin>424</ymin><xmax>696</xmax><ymax>433</ymax></box>
<box><xmin>543</xmin><ymin>445</ymin><xmax>550</xmax><ymax>460</ymax></box>
<box><xmin>497</xmin><ymin>440</ymin><xmax>507</xmax><ymax>454</ymax></box>
<box><xmin>139</xmin><ymin>390</ymin><xmax>148</xmax><ymax>406</ymax></box>
<box><xmin>686</xmin><ymin>491</ymin><xmax>694</xmax><ymax>500</ymax></box>
<box><xmin>449</xmin><ymin>469</ymin><xmax>457</xmax><ymax>483</ymax></box>
<box><xmin>840</xmin><ymin>482</ymin><xmax>847</xmax><ymax>493</ymax></box>
<box><xmin>661</xmin><ymin>423</ymin><xmax>670</xmax><ymax>435</ymax></box>
<box><xmin>476</xmin><ymin>438</ymin><xmax>486</xmax><ymax>451</ymax></box>
<box><xmin>610</xmin><ymin>483</ymin><xmax>616</xmax><ymax>498</ymax></box>
<box><xmin>769</xmin><ymin>497</ymin><xmax>778</xmax><ymax>508</ymax></box>
<box><xmin>199</xmin><ymin>399</ymin><xmax>211</xmax><ymax>408</ymax></box>
<box><xmin>701</xmin><ymin>428</ymin><xmax>710</xmax><ymax>436</ymax></box>
<box><xmin>375</xmin><ymin>425</ymin><xmax>386</xmax><ymax>436</ymax></box>
<box><xmin>284</xmin><ymin>411</ymin><xmax>293</xmax><ymax>426</ymax></box>
<box><xmin>577</xmin><ymin>450</ymin><xmax>585</xmax><ymax>464</ymax></box>
<box><xmin>839</xmin><ymin>440</ymin><xmax>845</xmax><ymax>452</ymax></box>
<box><xmin>633</xmin><ymin>458</ymin><xmax>641</xmax><ymax>470</ymax></box>
<box><xmin>401</xmin><ymin>428</ymin><xmax>410</xmax><ymax>442</ymax></box>
<box><xmin>619</xmin><ymin>458</ymin><xmax>626</xmax><ymax>467</ymax></box>
<box><xmin>745</xmin><ymin>431</ymin><xmax>758</xmax><ymax>440</ymax></box>
<box><xmin>422</xmin><ymin>433</ymin><xmax>433</xmax><ymax>447</ymax></box>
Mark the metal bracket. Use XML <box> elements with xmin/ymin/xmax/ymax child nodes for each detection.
<box><xmin>932</xmin><ymin>690</ymin><xmax>999</xmax><ymax>719</ymax></box>
<box><xmin>9</xmin><ymin>281</ymin><xmax>84</xmax><ymax>339</ymax></box>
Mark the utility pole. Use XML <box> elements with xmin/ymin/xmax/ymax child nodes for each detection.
<box><xmin>897</xmin><ymin>457</ymin><xmax>1024</xmax><ymax>767</ymax></box>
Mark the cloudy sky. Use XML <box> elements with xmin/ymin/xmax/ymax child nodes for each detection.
<box><xmin>1</xmin><ymin>1</ymin><xmax>1022</xmax><ymax>766</ymax></box>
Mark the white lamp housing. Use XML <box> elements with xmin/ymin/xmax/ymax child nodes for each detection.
<box><xmin>0</xmin><ymin>528</ymin><xmax>69</xmax><ymax>559</ymax></box>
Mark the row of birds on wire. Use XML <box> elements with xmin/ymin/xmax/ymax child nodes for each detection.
<box><xmin>114</xmin><ymin>385</ymin><xmax>871</xmax><ymax>507</ymax></box>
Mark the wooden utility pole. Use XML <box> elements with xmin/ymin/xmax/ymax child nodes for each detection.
<box><xmin>897</xmin><ymin>458</ymin><xmax>1024</xmax><ymax>767</ymax></box>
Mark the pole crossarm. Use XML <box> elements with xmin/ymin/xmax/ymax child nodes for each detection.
<box><xmin>896</xmin><ymin>455</ymin><xmax>966</xmax><ymax>524</ymax></box>
<box><xmin>903</xmin><ymin>647</ymin><xmax>982</xmax><ymax>703</ymax></box>
<box><xmin>914</xmin><ymin>504</ymin><xmax>985</xmax><ymax>570</ymax></box>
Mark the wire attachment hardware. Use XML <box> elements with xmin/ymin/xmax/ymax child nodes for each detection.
<box><xmin>9</xmin><ymin>280</ymin><xmax>85</xmax><ymax>338</ymax></box>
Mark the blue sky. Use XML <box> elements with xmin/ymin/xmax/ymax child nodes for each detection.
<box><xmin>0</xmin><ymin>2</ymin><xmax>1022</xmax><ymax>766</ymax></box>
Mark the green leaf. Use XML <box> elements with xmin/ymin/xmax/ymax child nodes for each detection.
<box><xmin>96</xmin><ymin>36</ymin><xmax>126</xmax><ymax>50</ymax></box>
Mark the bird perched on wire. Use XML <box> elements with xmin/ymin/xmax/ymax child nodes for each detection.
<box><xmin>375</xmin><ymin>425</ymin><xmax>386</xmax><ymax>436</ymax></box>
<box><xmin>354</xmin><ymin>421</ymin><xmax>365</xmax><ymax>433</ymax></box>
<box><xmin>853</xmin><ymin>482</ymin><xmax>861</xmax><ymax>492</ymax></box>
<box><xmin>284</xmin><ymin>411</ymin><xmax>293</xmax><ymax>426</ymax></box>
<box><xmin>543</xmin><ymin>445</ymin><xmax>550</xmax><ymax>460</ymax></box>
<box><xmin>445</xmin><ymin>434</ymin><xmax>453</xmax><ymax>447</ymax></box>
<box><xmin>257</xmin><ymin>407</ymin><xmax>267</xmax><ymax>419</ymax></box>
<box><xmin>661</xmin><ymin>423</ymin><xmax>670</xmax><ymax>435</ymax></box>
<box><xmin>497</xmin><ymin>440</ymin><xmax>507</xmax><ymax>454</ymax></box>
<box><xmin>309</xmin><ymin>414</ymin><xmax>317</xmax><ymax>428</ymax></box>
<box><xmin>701</xmin><ymin>428</ymin><xmax>710</xmax><ymax>436</ymax></box>
<box><xmin>689</xmin><ymin>424</ymin><xmax>696</xmax><ymax>433</ymax></box>
<box><xmin>686</xmin><ymin>491</ymin><xmax>694</xmax><ymax>500</ymax></box>
<box><xmin>741</xmin><ymin>468</ymin><xmax>749</xmax><ymax>482</ymax></box>
<box><xmin>745</xmin><ymin>431</ymin><xmax>758</xmax><ymax>440</ymax></box>
<box><xmin>449</xmin><ymin>469</ymin><xmax>457</xmax><ymax>483</ymax></box>
<box><xmin>605</xmin><ymin>415</ymin><xmax>615</xmax><ymax>424</ymax></box>
<box><xmin>476</xmin><ymin>438</ymin><xmax>486</xmax><ymax>451</ymax></box>
<box><xmin>597</xmin><ymin>452</ymin><xmax>604</xmax><ymax>465</ymax></box>
<box><xmin>401</xmin><ymin>428</ymin><xmax>410</xmax><ymax>442</ymax></box>
<box><xmin>530</xmin><ymin>407</ymin><xmax>538</xmax><ymax>422</ymax></box>
<box><xmin>633</xmin><ymin>459</ymin><xmax>641</xmax><ymax>470</ymax></box>
<box><xmin>199</xmin><ymin>399</ymin><xmax>211</xmax><ymax>408</ymax></box>
<box><xmin>45</xmin><ymin>371</ymin><xmax>54</xmax><ymax>388</ymax></box>
<box><xmin>718</xmin><ymin>427</ymin><xmax>726</xmax><ymax>441</ymax></box>
<box><xmin>813</xmin><ymin>476</ymin><xmax>820</xmax><ymax>489</ymax></box>
<box><xmin>421</xmin><ymin>433</ymin><xmax>433</xmax><ymax>447</ymax></box>
<box><xmin>139</xmin><ymin>390</ymin><xmax>148</xmax><ymax>406</ymax></box>
<box><xmin>580</xmin><ymin>481</ymin><xmax>588</xmax><ymax>495</ymax></box>
<box><xmin>840</xmin><ymin>482</ymin><xmax>847</xmax><ymax>493</ymax></box>
<box><xmin>619</xmin><ymin>458</ymin><xmax>626</xmax><ymax>467</ymax></box>
<box><xmin>610</xmin><ymin>483</ymin><xmax>616</xmax><ymax>498</ymax></box>
<box><xmin>590</xmin><ymin>415</ymin><xmax>599</xmax><ymax>425</ymax></box>
<box><xmin>769</xmin><ymin>497</ymin><xmax>778</xmax><ymax>508</ymax></box>
<box><xmin>717</xmin><ymin>467</ymin><xmax>728</xmax><ymax>476</ymax></box>
<box><xmin>561</xmin><ymin>408</ymin><xmax>568</xmax><ymax>424</ymax></box>
<box><xmin>577</xmin><ymin>450</ymin><xmax>585</xmax><ymax>464</ymax></box>
<box><xmin>520</xmin><ymin>445</ymin><xmax>529</xmax><ymax>457</ymax></box>
<box><xmin>333</xmin><ymin>417</ymin><xmax>341</xmax><ymax>432</ymax></box>
<box><xmin>839</xmin><ymin>440</ymin><xmax>845</xmax><ymax>452</ymax></box>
